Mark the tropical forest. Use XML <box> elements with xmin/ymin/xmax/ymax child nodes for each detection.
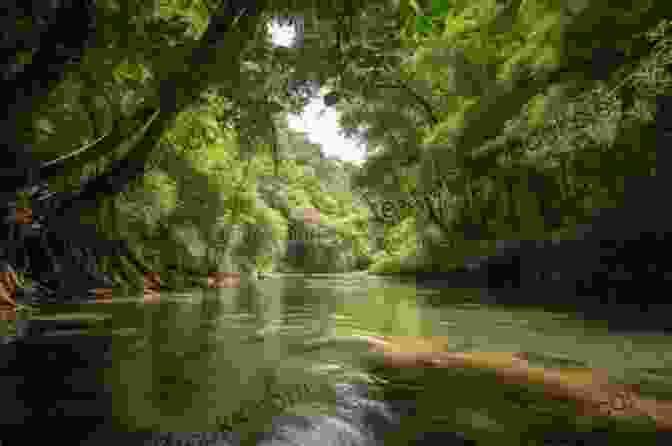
<box><xmin>1</xmin><ymin>1</ymin><xmax>672</xmax><ymax>445</ymax></box>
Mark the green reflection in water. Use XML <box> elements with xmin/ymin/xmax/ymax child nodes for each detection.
<box><xmin>20</xmin><ymin>274</ymin><xmax>672</xmax><ymax>444</ymax></box>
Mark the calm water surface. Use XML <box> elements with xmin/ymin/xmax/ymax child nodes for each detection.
<box><xmin>3</xmin><ymin>274</ymin><xmax>672</xmax><ymax>443</ymax></box>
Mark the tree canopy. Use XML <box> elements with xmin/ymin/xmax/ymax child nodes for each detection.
<box><xmin>2</xmin><ymin>0</ymin><xmax>670</xmax><ymax>282</ymax></box>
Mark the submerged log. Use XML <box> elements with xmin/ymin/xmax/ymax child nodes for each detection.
<box><xmin>364</xmin><ymin>335</ymin><xmax>672</xmax><ymax>431</ymax></box>
<box><xmin>207</xmin><ymin>272</ymin><xmax>241</xmax><ymax>288</ymax></box>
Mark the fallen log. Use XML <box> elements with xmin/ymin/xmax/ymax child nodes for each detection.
<box><xmin>363</xmin><ymin>335</ymin><xmax>672</xmax><ymax>431</ymax></box>
<box><xmin>207</xmin><ymin>272</ymin><xmax>241</xmax><ymax>289</ymax></box>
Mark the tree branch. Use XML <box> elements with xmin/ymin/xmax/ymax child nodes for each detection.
<box><xmin>57</xmin><ymin>0</ymin><xmax>269</xmax><ymax>215</ymax></box>
<box><xmin>39</xmin><ymin>107</ymin><xmax>160</xmax><ymax>182</ymax></box>
<box><xmin>375</xmin><ymin>81</ymin><xmax>439</xmax><ymax>125</ymax></box>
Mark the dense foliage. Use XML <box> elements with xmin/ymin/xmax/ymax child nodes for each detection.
<box><xmin>343</xmin><ymin>2</ymin><xmax>670</xmax><ymax>274</ymax></box>
<box><xmin>2</xmin><ymin>0</ymin><xmax>671</xmax><ymax>282</ymax></box>
<box><xmin>3</xmin><ymin>1</ymin><xmax>672</xmax><ymax>443</ymax></box>
<box><xmin>2</xmin><ymin>0</ymin><xmax>394</xmax><ymax>287</ymax></box>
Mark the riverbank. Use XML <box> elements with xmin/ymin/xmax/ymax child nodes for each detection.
<box><xmin>368</xmin><ymin>203</ymin><xmax>672</xmax><ymax>332</ymax></box>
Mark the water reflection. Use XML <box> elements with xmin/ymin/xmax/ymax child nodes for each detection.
<box><xmin>1</xmin><ymin>274</ymin><xmax>671</xmax><ymax>445</ymax></box>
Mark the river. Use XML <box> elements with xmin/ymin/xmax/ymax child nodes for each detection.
<box><xmin>1</xmin><ymin>273</ymin><xmax>671</xmax><ymax>445</ymax></box>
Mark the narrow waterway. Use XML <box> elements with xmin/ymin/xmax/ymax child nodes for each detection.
<box><xmin>2</xmin><ymin>274</ymin><xmax>671</xmax><ymax>445</ymax></box>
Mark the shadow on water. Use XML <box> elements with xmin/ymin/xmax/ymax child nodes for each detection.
<box><xmin>391</xmin><ymin>270</ymin><xmax>672</xmax><ymax>335</ymax></box>
<box><xmin>0</xmin><ymin>314</ymin><xmax>115</xmax><ymax>442</ymax></box>
<box><xmin>1</xmin><ymin>274</ymin><xmax>670</xmax><ymax>445</ymax></box>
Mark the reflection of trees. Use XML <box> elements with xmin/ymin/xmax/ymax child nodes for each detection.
<box><xmin>240</xmin><ymin>277</ymin><xmax>284</xmax><ymax>365</ymax></box>
<box><xmin>281</xmin><ymin>277</ymin><xmax>312</xmax><ymax>309</ymax></box>
<box><xmin>257</xmin><ymin>282</ymin><xmax>283</xmax><ymax>365</ymax></box>
<box><xmin>147</xmin><ymin>302</ymin><xmax>193</xmax><ymax>418</ymax></box>
<box><xmin>199</xmin><ymin>290</ymin><xmax>224</xmax><ymax>323</ymax></box>
<box><xmin>223</xmin><ymin>275</ymin><xmax>286</xmax><ymax>437</ymax></box>
<box><xmin>279</xmin><ymin>277</ymin><xmax>338</xmax><ymax>338</ymax></box>
<box><xmin>235</xmin><ymin>276</ymin><xmax>259</xmax><ymax>316</ymax></box>
<box><xmin>187</xmin><ymin>290</ymin><xmax>230</xmax><ymax>427</ymax></box>
<box><xmin>335</xmin><ymin>287</ymin><xmax>426</xmax><ymax>338</ymax></box>
<box><xmin>144</xmin><ymin>294</ymin><xmax>229</xmax><ymax>429</ymax></box>
<box><xmin>109</xmin><ymin>301</ymin><xmax>166</xmax><ymax>429</ymax></box>
<box><xmin>317</xmin><ymin>290</ymin><xmax>337</xmax><ymax>339</ymax></box>
<box><xmin>109</xmin><ymin>297</ymin><xmax>222</xmax><ymax>430</ymax></box>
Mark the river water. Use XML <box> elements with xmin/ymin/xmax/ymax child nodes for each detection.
<box><xmin>2</xmin><ymin>273</ymin><xmax>671</xmax><ymax>445</ymax></box>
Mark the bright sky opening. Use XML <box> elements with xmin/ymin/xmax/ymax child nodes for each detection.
<box><xmin>268</xmin><ymin>23</ymin><xmax>366</xmax><ymax>165</ymax></box>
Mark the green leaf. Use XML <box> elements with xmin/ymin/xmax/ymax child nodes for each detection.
<box><xmin>416</xmin><ymin>15</ymin><xmax>433</xmax><ymax>34</ymax></box>
<box><xmin>429</xmin><ymin>0</ymin><xmax>453</xmax><ymax>18</ymax></box>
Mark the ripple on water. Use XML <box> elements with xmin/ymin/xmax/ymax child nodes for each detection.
<box><xmin>111</xmin><ymin>327</ymin><xmax>140</xmax><ymax>336</ymax></box>
<box><xmin>39</xmin><ymin>329</ymin><xmax>97</xmax><ymax>337</ymax></box>
<box><xmin>440</xmin><ymin>321</ymin><xmax>459</xmax><ymax>328</ymax></box>
<box><xmin>31</xmin><ymin>312</ymin><xmax>111</xmax><ymax>322</ymax></box>
<box><xmin>217</xmin><ymin>313</ymin><xmax>256</xmax><ymax>321</ymax></box>
<box><xmin>523</xmin><ymin>351</ymin><xmax>589</xmax><ymax>368</ymax></box>
<box><xmin>25</xmin><ymin>275</ymin><xmax>672</xmax><ymax>442</ymax></box>
<box><xmin>309</xmin><ymin>363</ymin><xmax>344</xmax><ymax>374</ymax></box>
<box><xmin>493</xmin><ymin>319</ymin><xmax>517</xmax><ymax>327</ymax></box>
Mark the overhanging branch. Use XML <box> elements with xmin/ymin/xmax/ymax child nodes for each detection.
<box><xmin>57</xmin><ymin>0</ymin><xmax>270</xmax><ymax>215</ymax></box>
